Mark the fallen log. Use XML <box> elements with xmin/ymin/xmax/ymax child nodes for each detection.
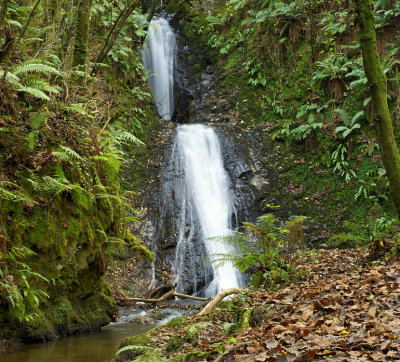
<box><xmin>124</xmin><ymin>290</ymin><xmax>209</xmax><ymax>304</ymax></box>
<box><xmin>198</xmin><ymin>288</ymin><xmax>241</xmax><ymax>316</ymax></box>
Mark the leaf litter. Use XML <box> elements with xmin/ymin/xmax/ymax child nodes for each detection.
<box><xmin>146</xmin><ymin>248</ymin><xmax>400</xmax><ymax>361</ymax></box>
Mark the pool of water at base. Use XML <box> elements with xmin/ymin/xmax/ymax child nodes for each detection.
<box><xmin>1</xmin><ymin>320</ymin><xmax>155</xmax><ymax>362</ymax></box>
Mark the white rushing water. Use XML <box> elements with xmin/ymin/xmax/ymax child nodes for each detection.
<box><xmin>173</xmin><ymin>124</ymin><xmax>243</xmax><ymax>297</ymax></box>
<box><xmin>142</xmin><ymin>18</ymin><xmax>176</xmax><ymax>120</ymax></box>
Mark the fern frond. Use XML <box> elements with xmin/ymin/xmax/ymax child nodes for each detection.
<box><xmin>13</xmin><ymin>63</ymin><xmax>61</xmax><ymax>76</ymax></box>
<box><xmin>53</xmin><ymin>164</ymin><xmax>69</xmax><ymax>184</ymax></box>
<box><xmin>24</xmin><ymin>78</ymin><xmax>61</xmax><ymax>94</ymax></box>
<box><xmin>70</xmin><ymin>186</ymin><xmax>92</xmax><ymax>210</ymax></box>
<box><xmin>52</xmin><ymin>146</ymin><xmax>82</xmax><ymax>162</ymax></box>
<box><xmin>60</xmin><ymin>146</ymin><xmax>82</xmax><ymax>160</ymax></box>
<box><xmin>208</xmin><ymin>232</ymin><xmax>255</xmax><ymax>254</ymax></box>
<box><xmin>93</xmin><ymin>150</ymin><xmax>121</xmax><ymax>183</ymax></box>
<box><xmin>116</xmin><ymin>131</ymin><xmax>144</xmax><ymax>145</ymax></box>
<box><xmin>25</xmin><ymin>131</ymin><xmax>38</xmax><ymax>152</ymax></box>
<box><xmin>43</xmin><ymin>54</ymin><xmax>61</xmax><ymax>67</ymax></box>
<box><xmin>0</xmin><ymin>181</ymin><xmax>34</xmax><ymax>203</ymax></box>
<box><xmin>0</xmin><ymin>70</ymin><xmax>21</xmax><ymax>85</ymax></box>
<box><xmin>16</xmin><ymin>85</ymin><xmax>50</xmax><ymax>100</ymax></box>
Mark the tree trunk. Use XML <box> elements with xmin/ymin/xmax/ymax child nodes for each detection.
<box><xmin>0</xmin><ymin>0</ymin><xmax>42</xmax><ymax>62</ymax></box>
<box><xmin>354</xmin><ymin>0</ymin><xmax>400</xmax><ymax>220</ymax></box>
<box><xmin>72</xmin><ymin>0</ymin><xmax>93</xmax><ymax>67</ymax></box>
<box><xmin>0</xmin><ymin>0</ymin><xmax>10</xmax><ymax>30</ymax></box>
<box><xmin>91</xmin><ymin>0</ymin><xmax>139</xmax><ymax>75</ymax></box>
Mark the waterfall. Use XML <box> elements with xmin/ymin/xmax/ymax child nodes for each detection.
<box><xmin>172</xmin><ymin>124</ymin><xmax>243</xmax><ymax>297</ymax></box>
<box><xmin>142</xmin><ymin>18</ymin><xmax>176</xmax><ymax>120</ymax></box>
<box><xmin>142</xmin><ymin>18</ymin><xmax>242</xmax><ymax>297</ymax></box>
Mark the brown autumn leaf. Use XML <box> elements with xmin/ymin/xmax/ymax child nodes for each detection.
<box><xmin>368</xmin><ymin>306</ymin><xmax>377</xmax><ymax>318</ymax></box>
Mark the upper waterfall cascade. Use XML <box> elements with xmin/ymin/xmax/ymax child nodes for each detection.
<box><xmin>142</xmin><ymin>18</ymin><xmax>176</xmax><ymax>120</ymax></box>
<box><xmin>172</xmin><ymin>125</ymin><xmax>243</xmax><ymax>297</ymax></box>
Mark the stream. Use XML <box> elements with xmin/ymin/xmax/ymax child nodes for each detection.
<box><xmin>1</xmin><ymin>305</ymin><xmax>188</xmax><ymax>362</ymax></box>
<box><xmin>1</xmin><ymin>322</ymin><xmax>153</xmax><ymax>362</ymax></box>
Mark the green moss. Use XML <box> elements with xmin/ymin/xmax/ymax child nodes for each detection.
<box><xmin>165</xmin><ymin>316</ymin><xmax>190</xmax><ymax>329</ymax></box>
<box><xmin>165</xmin><ymin>334</ymin><xmax>185</xmax><ymax>353</ymax></box>
<box><xmin>185</xmin><ymin>322</ymin><xmax>212</xmax><ymax>346</ymax></box>
<box><xmin>135</xmin><ymin>352</ymin><xmax>164</xmax><ymax>361</ymax></box>
<box><xmin>115</xmin><ymin>345</ymin><xmax>153</xmax><ymax>362</ymax></box>
<box><xmin>119</xmin><ymin>332</ymin><xmax>155</xmax><ymax>349</ymax></box>
<box><xmin>124</xmin><ymin>230</ymin><xmax>153</xmax><ymax>261</ymax></box>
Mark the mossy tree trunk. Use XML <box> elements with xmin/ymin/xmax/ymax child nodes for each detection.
<box><xmin>72</xmin><ymin>0</ymin><xmax>93</xmax><ymax>67</ymax></box>
<box><xmin>0</xmin><ymin>0</ymin><xmax>10</xmax><ymax>30</ymax></box>
<box><xmin>92</xmin><ymin>0</ymin><xmax>139</xmax><ymax>75</ymax></box>
<box><xmin>354</xmin><ymin>0</ymin><xmax>400</xmax><ymax>220</ymax></box>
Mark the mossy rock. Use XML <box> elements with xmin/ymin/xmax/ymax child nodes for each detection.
<box><xmin>185</xmin><ymin>322</ymin><xmax>212</xmax><ymax>346</ymax></box>
<box><xmin>114</xmin><ymin>345</ymin><xmax>153</xmax><ymax>362</ymax></box>
<box><xmin>119</xmin><ymin>332</ymin><xmax>155</xmax><ymax>349</ymax></box>
<box><xmin>164</xmin><ymin>334</ymin><xmax>185</xmax><ymax>353</ymax></box>
<box><xmin>134</xmin><ymin>352</ymin><xmax>164</xmax><ymax>361</ymax></box>
<box><xmin>327</xmin><ymin>233</ymin><xmax>367</xmax><ymax>249</ymax></box>
<box><xmin>165</xmin><ymin>316</ymin><xmax>190</xmax><ymax>329</ymax></box>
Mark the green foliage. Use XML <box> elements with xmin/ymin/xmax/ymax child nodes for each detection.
<box><xmin>209</xmin><ymin>214</ymin><xmax>303</xmax><ymax>289</ymax></box>
<box><xmin>0</xmin><ymin>247</ymin><xmax>49</xmax><ymax>322</ymax></box>
<box><xmin>334</xmin><ymin>109</ymin><xmax>363</xmax><ymax>139</ymax></box>
<box><xmin>0</xmin><ymin>58</ymin><xmax>62</xmax><ymax>101</ymax></box>
<box><xmin>355</xmin><ymin>168</ymin><xmax>389</xmax><ymax>203</ymax></box>
<box><xmin>311</xmin><ymin>52</ymin><xmax>352</xmax><ymax>84</ymax></box>
<box><xmin>331</xmin><ymin>143</ymin><xmax>356</xmax><ymax>183</ymax></box>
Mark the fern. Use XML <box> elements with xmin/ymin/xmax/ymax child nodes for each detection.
<box><xmin>115</xmin><ymin>131</ymin><xmax>144</xmax><ymax>146</ymax></box>
<box><xmin>16</xmin><ymin>86</ymin><xmax>50</xmax><ymax>100</ymax></box>
<box><xmin>0</xmin><ymin>181</ymin><xmax>34</xmax><ymax>203</ymax></box>
<box><xmin>0</xmin><ymin>59</ymin><xmax>63</xmax><ymax>101</ymax></box>
<box><xmin>70</xmin><ymin>185</ymin><xmax>93</xmax><ymax>210</ymax></box>
<box><xmin>12</xmin><ymin>62</ymin><xmax>61</xmax><ymax>77</ymax></box>
<box><xmin>53</xmin><ymin>164</ymin><xmax>68</xmax><ymax>185</ymax></box>
<box><xmin>208</xmin><ymin>214</ymin><xmax>301</xmax><ymax>288</ymax></box>
<box><xmin>52</xmin><ymin>146</ymin><xmax>82</xmax><ymax>162</ymax></box>
<box><xmin>93</xmin><ymin>148</ymin><xmax>121</xmax><ymax>183</ymax></box>
<box><xmin>25</xmin><ymin>131</ymin><xmax>38</xmax><ymax>152</ymax></box>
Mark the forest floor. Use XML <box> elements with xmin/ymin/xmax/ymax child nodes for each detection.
<box><xmin>117</xmin><ymin>246</ymin><xmax>400</xmax><ymax>361</ymax></box>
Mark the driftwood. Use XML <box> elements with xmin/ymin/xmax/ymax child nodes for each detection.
<box><xmin>198</xmin><ymin>288</ymin><xmax>241</xmax><ymax>316</ymax></box>
<box><xmin>124</xmin><ymin>290</ymin><xmax>209</xmax><ymax>304</ymax></box>
<box><xmin>123</xmin><ymin>287</ymin><xmax>241</xmax><ymax>314</ymax></box>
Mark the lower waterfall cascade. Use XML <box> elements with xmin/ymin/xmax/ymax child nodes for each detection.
<box><xmin>172</xmin><ymin>124</ymin><xmax>244</xmax><ymax>297</ymax></box>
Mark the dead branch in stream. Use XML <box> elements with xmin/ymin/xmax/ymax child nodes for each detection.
<box><xmin>198</xmin><ymin>288</ymin><xmax>241</xmax><ymax>316</ymax></box>
<box><xmin>124</xmin><ymin>290</ymin><xmax>209</xmax><ymax>304</ymax></box>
